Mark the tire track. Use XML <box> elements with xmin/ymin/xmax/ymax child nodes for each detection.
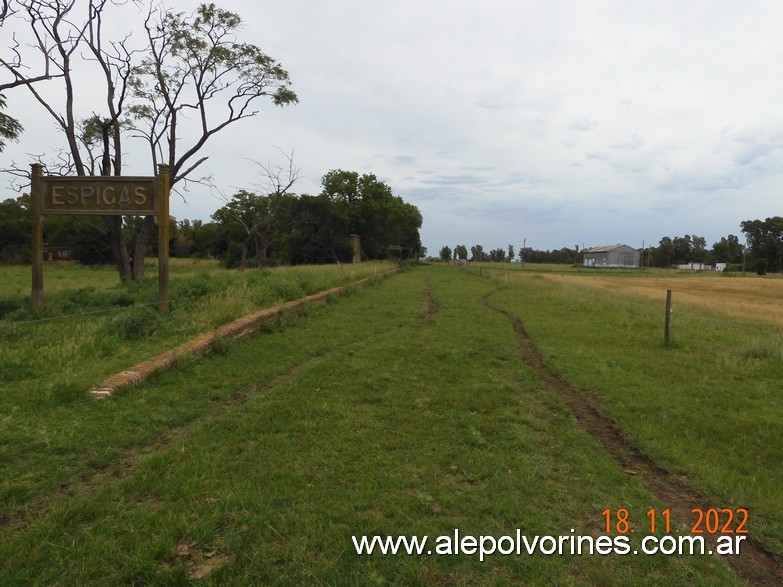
<box><xmin>2</xmin><ymin>278</ymin><xmax>434</xmax><ymax>534</ymax></box>
<box><xmin>482</xmin><ymin>290</ymin><xmax>783</xmax><ymax>586</ymax></box>
<box><xmin>422</xmin><ymin>278</ymin><xmax>439</xmax><ymax>316</ymax></box>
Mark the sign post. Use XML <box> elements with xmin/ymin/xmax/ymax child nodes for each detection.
<box><xmin>157</xmin><ymin>164</ymin><xmax>170</xmax><ymax>314</ymax></box>
<box><xmin>29</xmin><ymin>164</ymin><xmax>170</xmax><ymax>314</ymax></box>
<box><xmin>30</xmin><ymin>164</ymin><xmax>44</xmax><ymax>314</ymax></box>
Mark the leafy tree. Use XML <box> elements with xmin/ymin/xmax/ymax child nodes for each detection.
<box><xmin>319</xmin><ymin>170</ymin><xmax>422</xmax><ymax>259</ymax></box>
<box><xmin>320</xmin><ymin>170</ymin><xmax>361</xmax><ymax>205</ymax></box>
<box><xmin>68</xmin><ymin>223</ymin><xmax>114</xmax><ymax>265</ymax></box>
<box><xmin>691</xmin><ymin>235</ymin><xmax>707</xmax><ymax>263</ymax></box>
<box><xmin>507</xmin><ymin>244</ymin><xmax>514</xmax><ymax>262</ymax></box>
<box><xmin>741</xmin><ymin>217</ymin><xmax>783</xmax><ymax>272</ymax></box>
<box><xmin>172</xmin><ymin>219</ymin><xmax>197</xmax><ymax>258</ymax></box>
<box><xmin>210</xmin><ymin>154</ymin><xmax>298</xmax><ymax>269</ymax></box>
<box><xmin>211</xmin><ymin>189</ymin><xmax>294</xmax><ymax>270</ymax></box>
<box><xmin>671</xmin><ymin>235</ymin><xmax>693</xmax><ymax>264</ymax></box>
<box><xmin>439</xmin><ymin>245</ymin><xmax>452</xmax><ymax>262</ymax></box>
<box><xmin>639</xmin><ymin>246</ymin><xmax>655</xmax><ymax>268</ymax></box>
<box><xmin>455</xmin><ymin>244</ymin><xmax>468</xmax><ymax>261</ymax></box>
<box><xmin>549</xmin><ymin>247</ymin><xmax>576</xmax><ymax>264</ymax></box>
<box><xmin>1</xmin><ymin>1</ymin><xmax>297</xmax><ymax>281</ymax></box>
<box><xmin>657</xmin><ymin>237</ymin><xmax>674</xmax><ymax>267</ymax></box>
<box><xmin>470</xmin><ymin>244</ymin><xmax>485</xmax><ymax>262</ymax></box>
<box><xmin>711</xmin><ymin>235</ymin><xmax>744</xmax><ymax>264</ymax></box>
<box><xmin>288</xmin><ymin>194</ymin><xmax>352</xmax><ymax>264</ymax></box>
<box><xmin>0</xmin><ymin>93</ymin><xmax>22</xmax><ymax>152</ymax></box>
<box><xmin>189</xmin><ymin>220</ymin><xmax>224</xmax><ymax>259</ymax></box>
<box><xmin>0</xmin><ymin>196</ymin><xmax>29</xmax><ymax>262</ymax></box>
<box><xmin>488</xmin><ymin>247</ymin><xmax>506</xmax><ymax>262</ymax></box>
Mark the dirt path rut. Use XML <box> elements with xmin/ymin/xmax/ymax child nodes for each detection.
<box><xmin>482</xmin><ymin>290</ymin><xmax>783</xmax><ymax>586</ymax></box>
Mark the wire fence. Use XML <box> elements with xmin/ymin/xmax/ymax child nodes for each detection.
<box><xmin>461</xmin><ymin>263</ymin><xmax>783</xmax><ymax>341</ymax></box>
<box><xmin>1</xmin><ymin>300</ymin><xmax>161</xmax><ymax>328</ymax></box>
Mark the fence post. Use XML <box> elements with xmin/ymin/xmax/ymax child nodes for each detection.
<box><xmin>664</xmin><ymin>289</ymin><xmax>672</xmax><ymax>347</ymax></box>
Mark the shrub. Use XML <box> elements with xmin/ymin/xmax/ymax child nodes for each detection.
<box><xmin>221</xmin><ymin>242</ymin><xmax>244</xmax><ymax>269</ymax></box>
<box><xmin>103</xmin><ymin>305</ymin><xmax>160</xmax><ymax>339</ymax></box>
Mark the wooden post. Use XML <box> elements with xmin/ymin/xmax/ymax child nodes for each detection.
<box><xmin>664</xmin><ymin>289</ymin><xmax>672</xmax><ymax>347</ymax></box>
<box><xmin>157</xmin><ymin>164</ymin><xmax>170</xmax><ymax>314</ymax></box>
<box><xmin>30</xmin><ymin>164</ymin><xmax>44</xmax><ymax>314</ymax></box>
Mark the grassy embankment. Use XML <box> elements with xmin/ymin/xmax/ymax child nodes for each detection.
<box><xmin>0</xmin><ymin>259</ymin><xmax>390</xmax><ymax>515</ymax></box>
<box><xmin>0</xmin><ymin>259</ymin><xmax>391</xmax><ymax>387</ymax></box>
<box><xmin>2</xmin><ymin>262</ymin><xmax>779</xmax><ymax>583</ymax></box>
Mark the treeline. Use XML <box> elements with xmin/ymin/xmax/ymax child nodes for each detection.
<box><xmin>437</xmin><ymin>244</ymin><xmax>578</xmax><ymax>264</ymax></box>
<box><xmin>0</xmin><ymin>170</ymin><xmax>422</xmax><ymax>268</ymax></box>
<box><xmin>436</xmin><ymin>216</ymin><xmax>783</xmax><ymax>273</ymax></box>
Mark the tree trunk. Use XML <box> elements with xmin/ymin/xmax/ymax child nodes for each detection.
<box><xmin>106</xmin><ymin>216</ymin><xmax>131</xmax><ymax>281</ymax></box>
<box><xmin>239</xmin><ymin>238</ymin><xmax>250</xmax><ymax>271</ymax></box>
<box><xmin>256</xmin><ymin>233</ymin><xmax>268</xmax><ymax>268</ymax></box>
<box><xmin>132</xmin><ymin>215</ymin><xmax>156</xmax><ymax>280</ymax></box>
<box><xmin>101</xmin><ymin>125</ymin><xmax>134</xmax><ymax>282</ymax></box>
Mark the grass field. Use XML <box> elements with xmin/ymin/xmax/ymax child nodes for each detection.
<box><xmin>1</xmin><ymin>262</ymin><xmax>781</xmax><ymax>584</ymax></box>
<box><xmin>0</xmin><ymin>259</ymin><xmax>391</xmax><ymax>389</ymax></box>
<box><xmin>536</xmin><ymin>270</ymin><xmax>783</xmax><ymax>328</ymax></box>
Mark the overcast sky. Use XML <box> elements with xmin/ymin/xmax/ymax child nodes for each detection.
<box><xmin>4</xmin><ymin>0</ymin><xmax>783</xmax><ymax>254</ymax></box>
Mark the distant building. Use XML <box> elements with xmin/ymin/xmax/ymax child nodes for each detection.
<box><xmin>677</xmin><ymin>262</ymin><xmax>726</xmax><ymax>272</ymax></box>
<box><xmin>583</xmin><ymin>244</ymin><xmax>639</xmax><ymax>268</ymax></box>
<box><xmin>677</xmin><ymin>262</ymin><xmax>712</xmax><ymax>271</ymax></box>
<box><xmin>43</xmin><ymin>242</ymin><xmax>72</xmax><ymax>261</ymax></box>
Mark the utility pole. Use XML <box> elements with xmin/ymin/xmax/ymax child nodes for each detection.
<box><xmin>522</xmin><ymin>237</ymin><xmax>526</xmax><ymax>270</ymax></box>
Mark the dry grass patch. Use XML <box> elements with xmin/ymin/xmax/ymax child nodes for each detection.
<box><xmin>528</xmin><ymin>273</ymin><xmax>783</xmax><ymax>327</ymax></box>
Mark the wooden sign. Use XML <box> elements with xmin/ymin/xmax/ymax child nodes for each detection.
<box><xmin>30</xmin><ymin>164</ymin><xmax>171</xmax><ymax>314</ymax></box>
<box><xmin>41</xmin><ymin>176</ymin><xmax>157</xmax><ymax>215</ymax></box>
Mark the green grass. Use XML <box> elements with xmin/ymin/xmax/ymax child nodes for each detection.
<box><xmin>490</xmin><ymin>270</ymin><xmax>783</xmax><ymax>557</ymax></box>
<box><xmin>0</xmin><ymin>259</ymin><xmax>392</xmax><ymax>509</ymax></box>
<box><xmin>0</xmin><ymin>265</ymin><xmax>742</xmax><ymax>584</ymax></box>
<box><xmin>0</xmin><ymin>259</ymin><xmax>392</xmax><ymax>384</ymax></box>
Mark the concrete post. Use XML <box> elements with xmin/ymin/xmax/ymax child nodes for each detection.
<box><xmin>350</xmin><ymin>234</ymin><xmax>361</xmax><ymax>264</ymax></box>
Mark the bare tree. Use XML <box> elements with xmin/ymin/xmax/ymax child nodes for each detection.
<box><xmin>0</xmin><ymin>0</ymin><xmax>297</xmax><ymax>280</ymax></box>
<box><xmin>1</xmin><ymin>1</ymin><xmax>138</xmax><ymax>278</ymax></box>
<box><xmin>124</xmin><ymin>3</ymin><xmax>298</xmax><ymax>276</ymax></box>
<box><xmin>212</xmin><ymin>150</ymin><xmax>299</xmax><ymax>270</ymax></box>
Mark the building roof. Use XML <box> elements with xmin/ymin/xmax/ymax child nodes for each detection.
<box><xmin>583</xmin><ymin>244</ymin><xmax>635</xmax><ymax>253</ymax></box>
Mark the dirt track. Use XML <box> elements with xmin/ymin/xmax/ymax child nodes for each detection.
<box><xmin>482</xmin><ymin>289</ymin><xmax>783</xmax><ymax>586</ymax></box>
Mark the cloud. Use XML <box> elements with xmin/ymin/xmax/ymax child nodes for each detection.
<box><xmin>4</xmin><ymin>0</ymin><xmax>783</xmax><ymax>253</ymax></box>
<box><xmin>390</xmin><ymin>155</ymin><xmax>418</xmax><ymax>166</ymax></box>
<box><xmin>570</xmin><ymin>119</ymin><xmax>599</xmax><ymax>132</ymax></box>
